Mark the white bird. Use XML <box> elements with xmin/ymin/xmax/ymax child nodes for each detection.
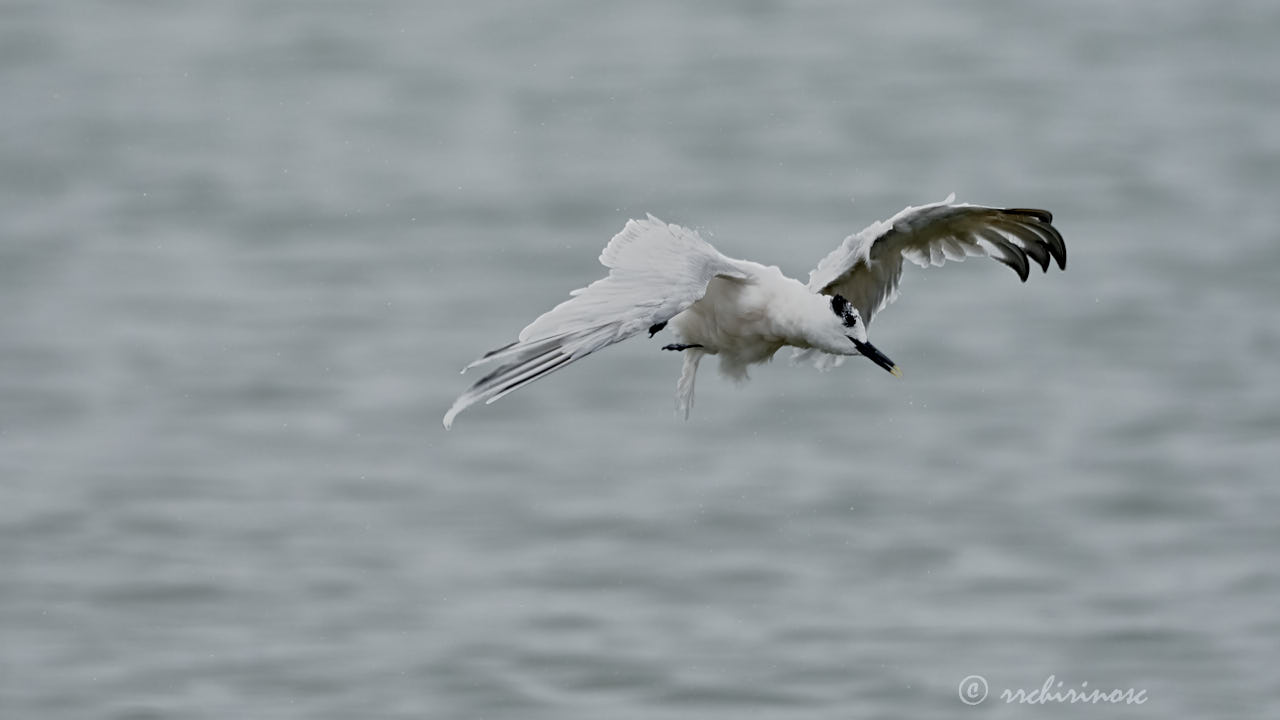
<box><xmin>443</xmin><ymin>193</ymin><xmax>1065</xmax><ymax>428</ymax></box>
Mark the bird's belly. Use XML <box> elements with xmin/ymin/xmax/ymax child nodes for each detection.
<box><xmin>671</xmin><ymin>306</ymin><xmax>784</xmax><ymax>365</ymax></box>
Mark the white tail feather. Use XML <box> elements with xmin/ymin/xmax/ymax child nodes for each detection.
<box><xmin>675</xmin><ymin>350</ymin><xmax>703</xmax><ymax>420</ymax></box>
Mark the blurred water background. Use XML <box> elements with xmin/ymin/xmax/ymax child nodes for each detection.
<box><xmin>3</xmin><ymin>1</ymin><xmax>1279</xmax><ymax>718</ymax></box>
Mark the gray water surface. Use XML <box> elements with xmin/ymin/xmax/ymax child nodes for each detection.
<box><xmin>3</xmin><ymin>2</ymin><xmax>1279</xmax><ymax>718</ymax></box>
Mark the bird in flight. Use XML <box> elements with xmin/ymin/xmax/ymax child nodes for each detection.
<box><xmin>443</xmin><ymin>194</ymin><xmax>1065</xmax><ymax>428</ymax></box>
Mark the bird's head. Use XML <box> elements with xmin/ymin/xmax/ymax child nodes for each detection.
<box><xmin>824</xmin><ymin>294</ymin><xmax>902</xmax><ymax>377</ymax></box>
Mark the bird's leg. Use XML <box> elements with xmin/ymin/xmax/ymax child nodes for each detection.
<box><xmin>662</xmin><ymin>343</ymin><xmax>703</xmax><ymax>351</ymax></box>
<box><xmin>648</xmin><ymin>321</ymin><xmax>667</xmax><ymax>338</ymax></box>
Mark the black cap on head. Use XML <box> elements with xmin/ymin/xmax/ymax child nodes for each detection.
<box><xmin>830</xmin><ymin>294</ymin><xmax>857</xmax><ymax>327</ymax></box>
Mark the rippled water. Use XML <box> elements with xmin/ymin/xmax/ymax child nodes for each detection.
<box><xmin>3</xmin><ymin>1</ymin><xmax>1278</xmax><ymax>718</ymax></box>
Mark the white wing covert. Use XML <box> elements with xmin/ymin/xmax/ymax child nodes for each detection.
<box><xmin>443</xmin><ymin>216</ymin><xmax>748</xmax><ymax>428</ymax></box>
<box><xmin>796</xmin><ymin>193</ymin><xmax>1066</xmax><ymax>368</ymax></box>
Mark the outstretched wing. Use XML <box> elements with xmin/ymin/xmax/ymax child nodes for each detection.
<box><xmin>794</xmin><ymin>193</ymin><xmax>1066</xmax><ymax>369</ymax></box>
<box><xmin>808</xmin><ymin>193</ymin><xmax>1066</xmax><ymax>323</ymax></box>
<box><xmin>443</xmin><ymin>215</ymin><xmax>749</xmax><ymax>428</ymax></box>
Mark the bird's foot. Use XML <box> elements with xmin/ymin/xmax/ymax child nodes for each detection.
<box><xmin>648</xmin><ymin>321</ymin><xmax>667</xmax><ymax>338</ymax></box>
<box><xmin>662</xmin><ymin>343</ymin><xmax>703</xmax><ymax>352</ymax></box>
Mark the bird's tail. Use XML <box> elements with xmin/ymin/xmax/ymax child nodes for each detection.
<box><xmin>675</xmin><ymin>349</ymin><xmax>703</xmax><ymax>420</ymax></box>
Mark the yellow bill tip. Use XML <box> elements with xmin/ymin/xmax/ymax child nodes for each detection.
<box><xmin>890</xmin><ymin>365</ymin><xmax>903</xmax><ymax>378</ymax></box>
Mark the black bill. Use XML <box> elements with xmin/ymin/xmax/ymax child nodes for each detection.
<box><xmin>850</xmin><ymin>338</ymin><xmax>902</xmax><ymax>377</ymax></box>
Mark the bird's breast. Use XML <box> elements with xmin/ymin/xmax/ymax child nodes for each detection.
<box><xmin>672</xmin><ymin>280</ymin><xmax>788</xmax><ymax>361</ymax></box>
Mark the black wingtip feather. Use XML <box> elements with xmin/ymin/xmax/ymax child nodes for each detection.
<box><xmin>480</xmin><ymin>340</ymin><xmax>519</xmax><ymax>360</ymax></box>
<box><xmin>1003</xmin><ymin>207</ymin><xmax>1054</xmax><ymax>224</ymax></box>
<box><xmin>977</xmin><ymin>228</ymin><xmax>1031</xmax><ymax>282</ymax></box>
<box><xmin>998</xmin><ymin>208</ymin><xmax>1067</xmax><ymax>271</ymax></box>
<box><xmin>488</xmin><ymin>353</ymin><xmax>573</xmax><ymax>400</ymax></box>
<box><xmin>1042</xmin><ymin>223</ymin><xmax>1068</xmax><ymax>270</ymax></box>
<box><xmin>992</xmin><ymin>220</ymin><xmax>1052</xmax><ymax>273</ymax></box>
<box><xmin>1000</xmin><ymin>245</ymin><xmax>1031</xmax><ymax>282</ymax></box>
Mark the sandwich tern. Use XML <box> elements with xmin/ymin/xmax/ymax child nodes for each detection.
<box><xmin>443</xmin><ymin>193</ymin><xmax>1065</xmax><ymax>428</ymax></box>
